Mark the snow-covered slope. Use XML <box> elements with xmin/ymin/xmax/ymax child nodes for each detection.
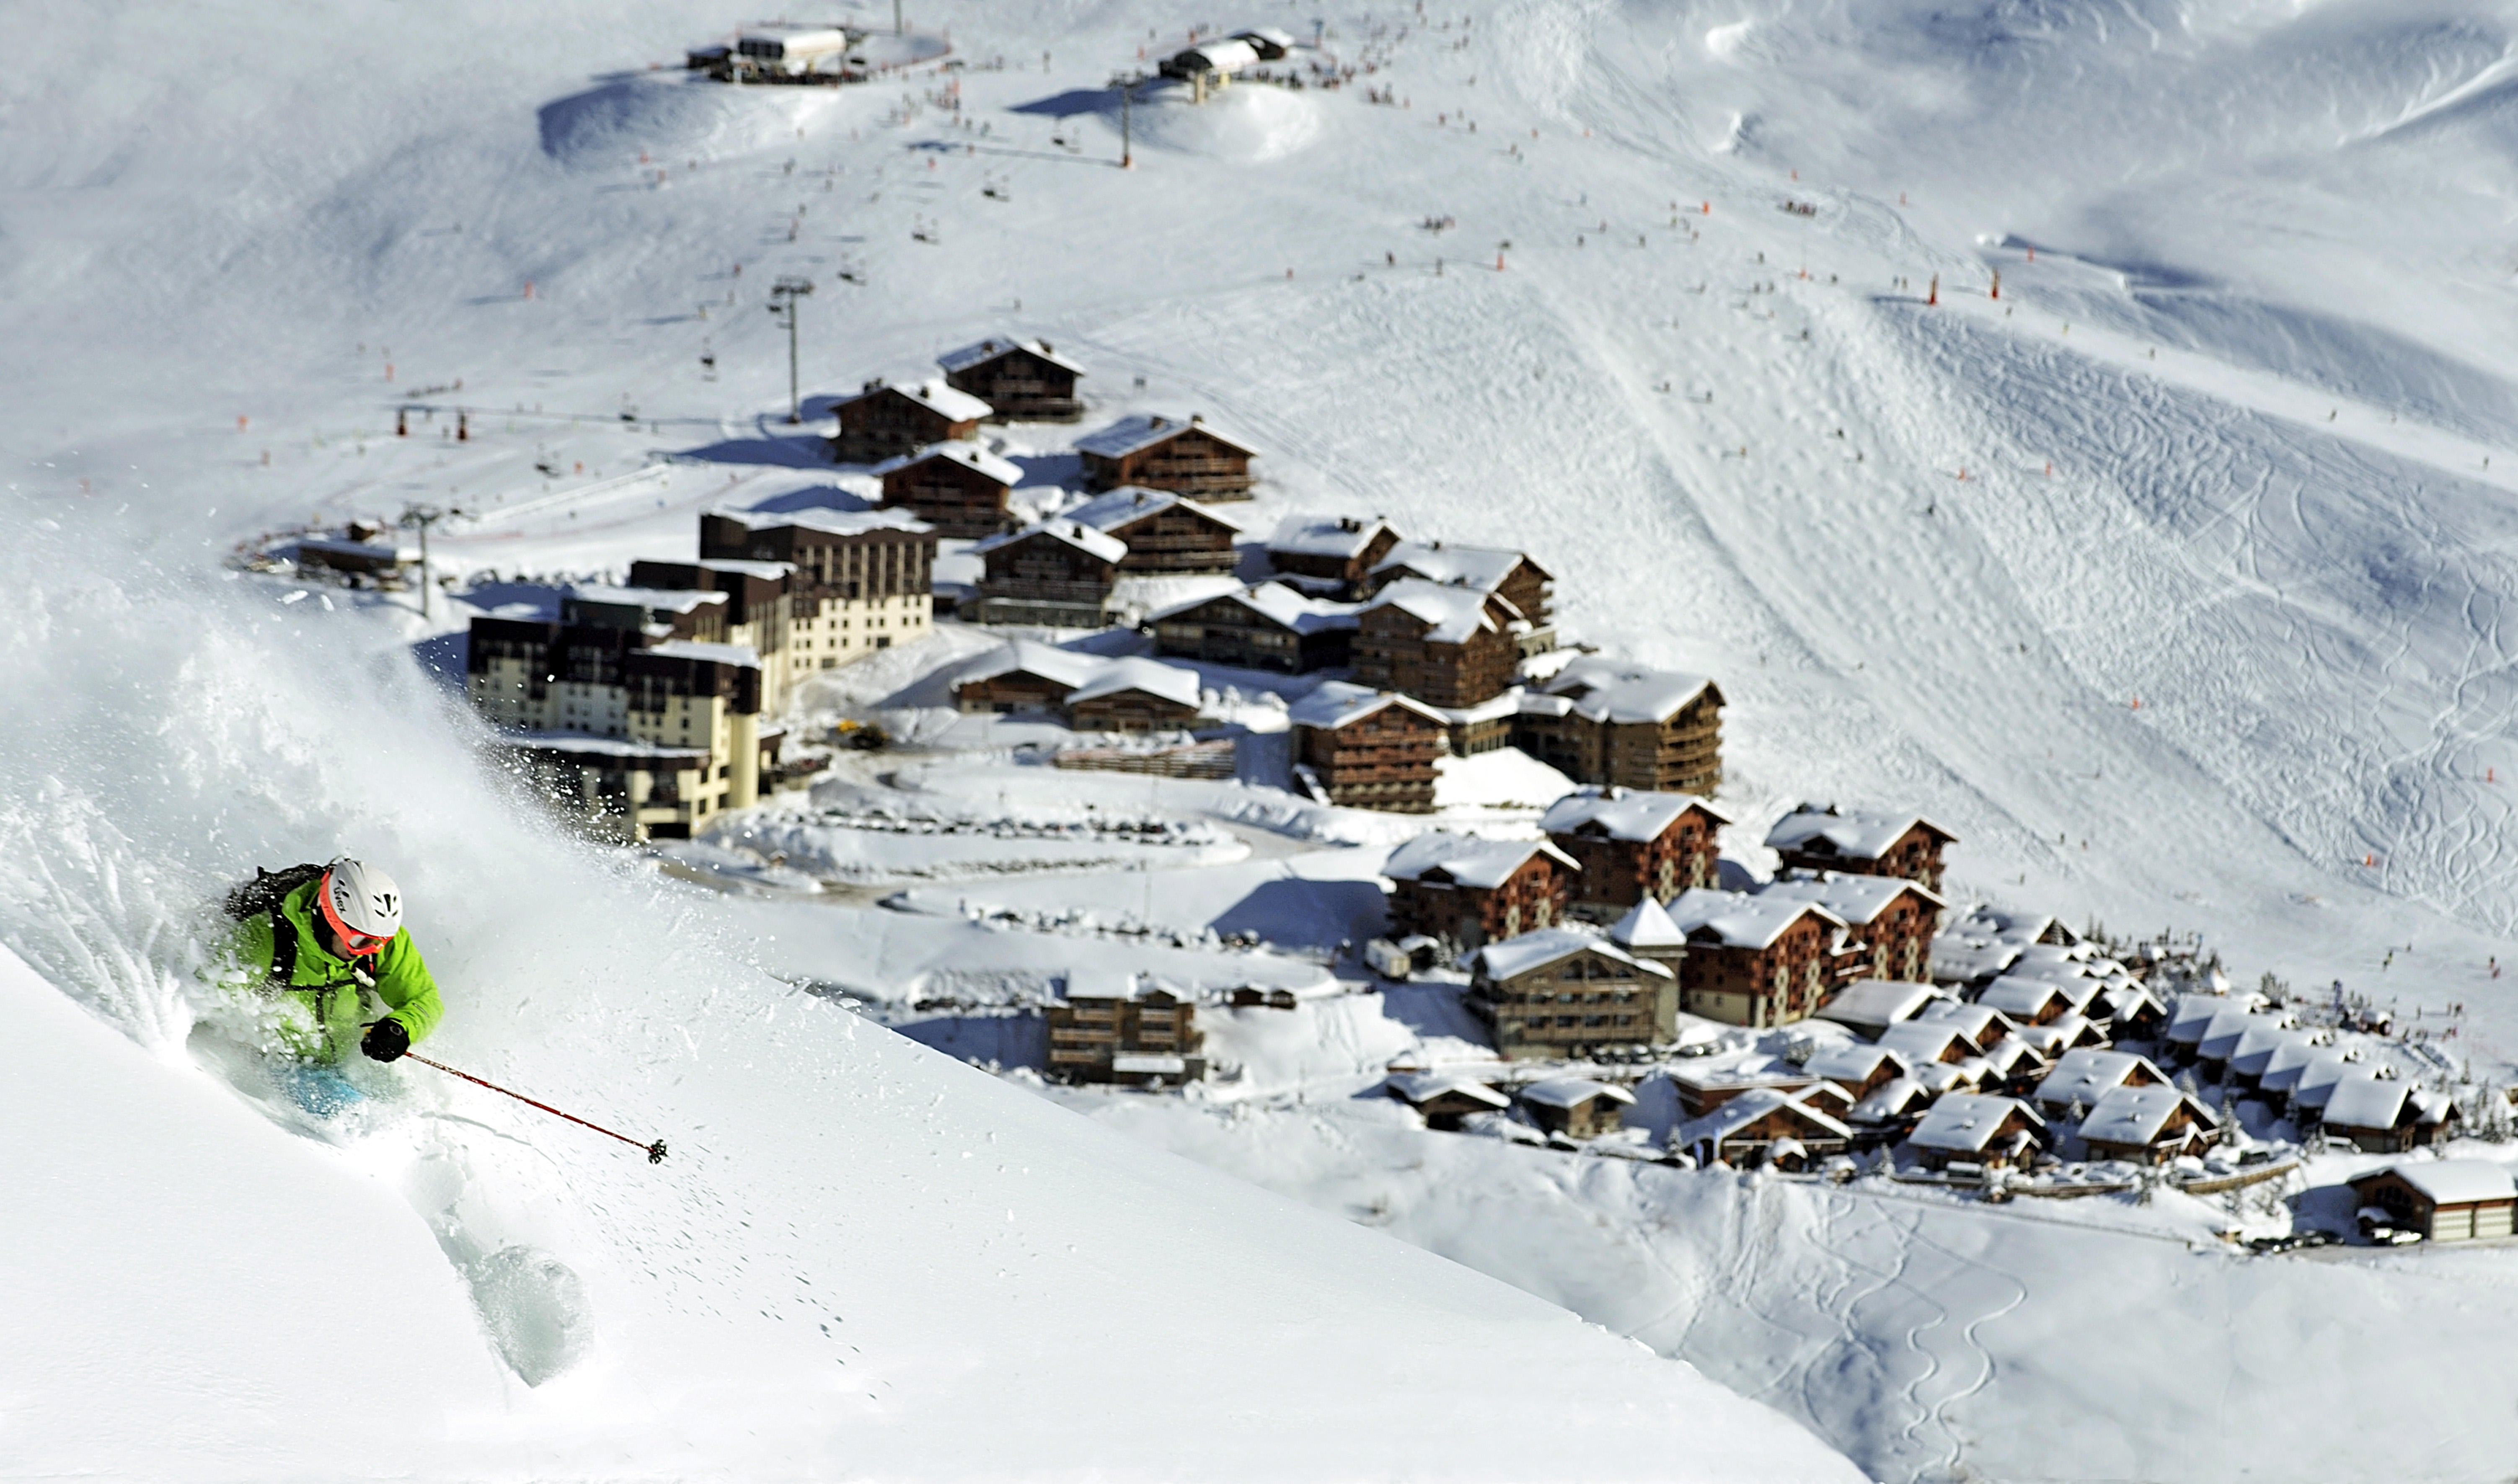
<box><xmin>0</xmin><ymin>530</ymin><xmax>1855</xmax><ymax>1477</ymax></box>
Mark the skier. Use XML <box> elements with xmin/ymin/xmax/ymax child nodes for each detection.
<box><xmin>215</xmin><ymin>858</ymin><xmax>444</xmax><ymax>1107</ymax></box>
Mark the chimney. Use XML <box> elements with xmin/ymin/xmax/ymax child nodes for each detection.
<box><xmin>1039</xmin><ymin>340</ymin><xmax>1052</xmax><ymax>354</ymax></box>
<box><xmin>1190</xmin><ymin>412</ymin><xmax>1204</xmax><ymax>424</ymax></box>
<box><xmin>1133</xmin><ymin>490</ymin><xmax>1146</xmax><ymax>505</ymax></box>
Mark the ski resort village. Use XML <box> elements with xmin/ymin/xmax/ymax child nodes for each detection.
<box><xmin>19</xmin><ymin>1</ymin><xmax>2518</xmax><ymax>1481</ymax></box>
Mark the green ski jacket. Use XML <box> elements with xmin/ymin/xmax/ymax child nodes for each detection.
<box><xmin>225</xmin><ymin>880</ymin><xmax>445</xmax><ymax>1063</ymax></box>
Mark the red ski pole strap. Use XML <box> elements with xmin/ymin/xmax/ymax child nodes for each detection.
<box><xmin>405</xmin><ymin>1053</ymin><xmax>668</xmax><ymax>1163</ymax></box>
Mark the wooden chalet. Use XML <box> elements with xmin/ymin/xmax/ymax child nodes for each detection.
<box><xmin>1046</xmin><ymin>970</ymin><xmax>1205</xmax><ymax>1086</ymax></box>
<box><xmin>872</xmin><ymin>441</ymin><xmax>1023</xmax><ymax>539</ymax></box>
<box><xmin>1905</xmin><ymin>1094</ymin><xmax>2047</xmax><ymax>1171</ymax></box>
<box><xmin>1075</xmin><ymin>413</ymin><xmax>1257</xmax><ymax>498</ymax></box>
<box><xmin>830</xmin><ymin>378</ymin><xmax>991</xmax><ymax>464</ymax></box>
<box><xmin>1799</xmin><ymin>1043</ymin><xmax>1913</xmax><ymax>1104</ymax></box>
<box><xmin>1757</xmin><ymin>872</ymin><xmax>1945</xmax><ymax>983</ymax></box>
<box><xmin>1875</xmin><ymin>1020</ymin><xmax>1980</xmax><ymax>1066</ymax></box>
<box><xmin>1352</xmin><ymin>580</ymin><xmax>1524</xmax><ymax>708</ymax></box>
<box><xmin>2031</xmin><ymin>1049</ymin><xmax>2165</xmax><ymax>1118</ymax></box>
<box><xmin>1063</xmin><ymin>658</ymin><xmax>1205</xmax><ymax>734</ymax></box>
<box><xmin>2319</xmin><ymin>1074</ymin><xmax>2459</xmax><ymax>1154</ymax></box>
<box><xmin>1463</xmin><ymin>927</ymin><xmax>1678</xmax><ymax>1059</ymax></box>
<box><xmin>2349</xmin><ymin>1162</ymin><xmax>2518</xmax><ymax>1242</ymax></box>
<box><xmin>1062</xmin><ymin>487</ymin><xmax>1243</xmax><ymax>574</ymax></box>
<box><xmin>1265</xmin><ymin>514</ymin><xmax>1403</xmax><ymax>599</ymax></box>
<box><xmin>1383</xmin><ymin>1072</ymin><xmax>1509</xmax><ymax>1131</ymax></box>
<box><xmin>1287</xmin><ymin>681</ymin><xmax>1448</xmax><ymax>813</ymax></box>
<box><xmin>2075</xmin><ymin>1085</ymin><xmax>2220</xmax><ymax>1164</ymax></box>
<box><xmin>1154</xmin><ymin>583</ymin><xmax>1356</xmax><ymax>674</ymax></box>
<box><xmin>937</xmin><ymin>336</ymin><xmax>1085</xmax><ymax>422</ymax></box>
<box><xmin>1668</xmin><ymin>1067</ymin><xmax>1817</xmax><ymax>1121</ymax></box>
<box><xmin>1814</xmin><ymin>979</ymin><xmax>1946</xmax><ymax>1040</ymax></box>
<box><xmin>949</xmin><ymin>640</ymin><xmax>1102</xmax><ymax>715</ymax></box>
<box><xmin>1516</xmin><ymin>658</ymin><xmax>1725</xmax><ymax>798</ymax></box>
<box><xmin>1365</xmin><ymin>539</ymin><xmax>1555</xmax><ymax>635</ymax></box>
<box><xmin>1542</xmin><ymin>787</ymin><xmax>1730</xmax><ymax>915</ymax></box>
<box><xmin>1678</xmin><ymin>1085</ymin><xmax>1853</xmax><ymax>1168</ymax></box>
<box><xmin>1382</xmin><ymin>832</ymin><xmax>1577</xmax><ymax>949</ymax></box>
<box><xmin>1662</xmin><ymin>888</ymin><xmax>1855</xmax><ymax>1028</ymax></box>
<box><xmin>1517</xmin><ymin>1077</ymin><xmax>1638</xmax><ymax>1141</ymax></box>
<box><xmin>1766</xmin><ymin>805</ymin><xmax>1956</xmax><ymax>892</ymax></box>
<box><xmin>1976</xmin><ymin>975</ymin><xmax>2079</xmax><ymax>1026</ymax></box>
<box><xmin>967</xmin><ymin>519</ymin><xmax>1127</xmax><ymax>627</ymax></box>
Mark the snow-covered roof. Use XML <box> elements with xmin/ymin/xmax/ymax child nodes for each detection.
<box><xmin>1177</xmin><ymin>37</ymin><xmax>1261</xmax><ymax>70</ymax></box>
<box><xmin>2032</xmin><ymin>1049</ymin><xmax>2159</xmax><ymax>1108</ymax></box>
<box><xmin>840</xmin><ymin>377</ymin><xmax>992</xmax><ymax>422</ymax></box>
<box><xmin>1520</xmin><ymin>1077</ymin><xmax>1637</xmax><ymax>1111</ymax></box>
<box><xmin>1365</xmin><ymin>578</ymin><xmax>1515</xmax><ymax>643</ymax></box>
<box><xmin>1384</xmin><ymin>1072</ymin><xmax>1509</xmax><ymax>1111</ymax></box>
<box><xmin>2007</xmin><ymin>1016</ymin><xmax>2097</xmax><ymax>1057</ymax></box>
<box><xmin>1110</xmin><ymin>1053</ymin><xmax>1188</xmax><ymax>1074</ymax></box>
<box><xmin>1063</xmin><ymin>485</ymin><xmax>1246</xmax><ymax>535</ymax></box>
<box><xmin>2357</xmin><ymin>1160</ymin><xmax>2518</xmax><ymax>1206</ymax></box>
<box><xmin>1267</xmin><ymin>512</ymin><xmax>1399</xmax><ymax>560</ymax></box>
<box><xmin>2291</xmin><ymin>1050</ymin><xmax>2363</xmax><ymax>1109</ymax></box>
<box><xmin>2322</xmin><ymin>1074</ymin><xmax>2411</xmax><ymax>1130</ymax></box>
<box><xmin>871</xmin><ymin>439</ymin><xmax>1024</xmax><ymax>487</ymax></box>
<box><xmin>969</xmin><ymin>518</ymin><xmax>1130</xmax><ymax>565</ymax></box>
<box><xmin>1802</xmin><ymin>1043</ymin><xmax>1907</xmax><ymax>1084</ymax></box>
<box><xmin>1765</xmin><ymin>805</ymin><xmax>1951</xmax><ymax>859</ymax></box>
<box><xmin>1152</xmin><ymin>581</ymin><xmax>1354</xmax><ymax>635</ymax></box>
<box><xmin>1815</xmin><ymin>978</ymin><xmax>1944</xmax><ymax>1032</ymax></box>
<box><xmin>1907</xmin><ymin>1094</ymin><xmax>2041</xmax><ymax>1154</ymax></box>
<box><xmin>1538</xmin><ymin>658</ymin><xmax>1719</xmax><ymax>725</ymax></box>
<box><xmin>1234</xmin><ymin>23</ymin><xmax>1296</xmax><ymax>47</ymax></box>
<box><xmin>1988</xmin><ymin>971</ymin><xmax>2102</xmax><ymax>1013</ymax></box>
<box><xmin>1975</xmin><ymin>1037</ymin><xmax>2040</xmax><ymax>1075</ymax></box>
<box><xmin>2254</xmin><ymin>1035</ymin><xmax>2331</xmax><ymax>1093</ymax></box>
<box><xmin>504</xmin><ymin>731</ymin><xmax>711</xmax><ymax>763</ymax></box>
<box><xmin>691</xmin><ymin>557</ymin><xmax>796</xmax><ymax>581</ymax></box>
<box><xmin>568</xmin><ymin>584</ymin><xmax>728</xmax><ymax>614</ymax></box>
<box><xmin>1758</xmin><ymin>871</ymin><xmax>1942</xmax><ymax>924</ymax></box>
<box><xmin>1284</xmin><ymin>679</ymin><xmax>1446</xmax><ymax>731</ymax></box>
<box><xmin>1468</xmin><ymin>928</ymin><xmax>1672</xmax><ymax>983</ymax></box>
<box><xmin>1929</xmin><ymin>935</ymin><xmax>2022</xmax><ymax>985</ymax></box>
<box><xmin>1369</xmin><ymin>539</ymin><xmax>1542</xmax><ymax>595</ymax></box>
<box><xmin>1066</xmin><ymin>968</ymin><xmax>1138</xmax><ymax>1001</ymax></box>
<box><xmin>1850</xmin><ymin>1076</ymin><xmax>1936</xmax><ymax>1123</ymax></box>
<box><xmin>711</xmin><ymin>504</ymin><xmax>935</xmax><ymax>539</ymax></box>
<box><xmin>1916</xmin><ymin>1001</ymin><xmax>2011</xmax><ymax>1043</ymax></box>
<box><xmin>645</xmin><ymin>640</ymin><xmax>760</xmax><ymax>667</ymax></box>
<box><xmin>1976</xmin><ymin>976</ymin><xmax>2072</xmax><ymax>1019</ymax></box>
<box><xmin>1678</xmin><ymin>1085</ymin><xmax>1853</xmax><ymax>1146</ymax></box>
<box><xmin>951</xmin><ymin>639</ymin><xmax>1105</xmax><ymax>692</ymax></box>
<box><xmin>1606</xmin><ymin>896</ymin><xmax>1686</xmax><ymax>951</ymax></box>
<box><xmin>1382</xmin><ymin>833</ymin><xmax>1577</xmax><ymax>889</ymax></box>
<box><xmin>1540</xmin><ymin>787</ymin><xmax>1729</xmax><ymax>842</ymax></box>
<box><xmin>1876</xmin><ymin>1021</ymin><xmax>1970</xmax><ymax>1063</ymax></box>
<box><xmin>1075</xmin><ymin>413</ymin><xmax>1255</xmax><ymax>459</ymax></box>
<box><xmin>936</xmin><ymin>335</ymin><xmax>1083</xmax><ymax>376</ymax></box>
<box><xmin>1066</xmin><ymin>657</ymin><xmax>1203</xmax><ymax>710</ymax></box>
<box><xmin>1666</xmin><ymin>888</ymin><xmax>1844</xmax><ymax>952</ymax></box>
<box><xmin>2079</xmin><ymin>1085</ymin><xmax>2212</xmax><ymax>1146</ymax></box>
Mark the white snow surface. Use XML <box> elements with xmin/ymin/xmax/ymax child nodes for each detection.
<box><xmin>20</xmin><ymin>0</ymin><xmax>2518</xmax><ymax>1477</ymax></box>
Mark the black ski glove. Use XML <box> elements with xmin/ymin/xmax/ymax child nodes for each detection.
<box><xmin>362</xmin><ymin>1017</ymin><xmax>411</xmax><ymax>1063</ymax></box>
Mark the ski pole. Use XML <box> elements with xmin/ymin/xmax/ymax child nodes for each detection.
<box><xmin>405</xmin><ymin>1053</ymin><xmax>668</xmax><ymax>1163</ymax></box>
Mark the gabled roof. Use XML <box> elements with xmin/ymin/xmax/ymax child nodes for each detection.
<box><xmin>1850</xmin><ymin>1076</ymin><xmax>1936</xmax><ymax>1123</ymax></box>
<box><xmin>2199</xmin><ymin>1009</ymin><xmax>2294</xmax><ymax>1063</ymax></box>
<box><xmin>1519</xmin><ymin>1077</ymin><xmax>1638</xmax><ymax>1112</ymax></box>
<box><xmin>2032</xmin><ymin>1049</ymin><xmax>2161</xmax><ymax>1109</ymax></box>
<box><xmin>936</xmin><ymin>336</ymin><xmax>1084</xmax><ymax>376</ymax></box>
<box><xmin>1468</xmin><ymin>928</ymin><xmax>1672</xmax><ymax>983</ymax></box>
<box><xmin>1606</xmin><ymin>896</ymin><xmax>1687</xmax><ymax>951</ymax></box>
<box><xmin>2079</xmin><ymin>1085</ymin><xmax>2215</xmax><ymax>1146</ymax></box>
<box><xmin>840</xmin><ymin>377</ymin><xmax>992</xmax><ymax>422</ymax></box>
<box><xmin>1363</xmin><ymin>578</ymin><xmax>1519</xmax><ymax>643</ymax></box>
<box><xmin>1802</xmin><ymin>1043</ymin><xmax>1909</xmax><ymax>1085</ymax></box>
<box><xmin>1065</xmin><ymin>657</ymin><xmax>1202</xmax><ymax>710</ymax></box>
<box><xmin>1758</xmin><ymin>871</ymin><xmax>1943</xmax><ymax>924</ymax></box>
<box><xmin>1152</xmin><ymin>581</ymin><xmax>1355</xmax><ymax>635</ymax></box>
<box><xmin>969</xmin><ymin>518</ymin><xmax>1130</xmax><ymax>565</ymax></box>
<box><xmin>1177</xmin><ymin>36</ymin><xmax>1261</xmax><ymax>70</ymax></box>
<box><xmin>950</xmin><ymin>638</ymin><xmax>1104</xmax><ymax>692</ymax></box>
<box><xmin>1382</xmin><ymin>833</ymin><xmax>1577</xmax><ymax>889</ymax></box>
<box><xmin>1062</xmin><ymin>485</ymin><xmax>1246</xmax><ymax>535</ymax></box>
<box><xmin>1384</xmin><ymin>1072</ymin><xmax>1509</xmax><ymax>1111</ymax></box>
<box><xmin>1876</xmin><ymin>1020</ymin><xmax>1972</xmax><ymax>1063</ymax></box>
<box><xmin>1267</xmin><ymin>512</ymin><xmax>1400</xmax><ymax>560</ymax></box>
<box><xmin>2353</xmin><ymin>1160</ymin><xmax>2518</xmax><ymax>1206</ymax></box>
<box><xmin>871</xmin><ymin>439</ymin><xmax>1024</xmax><ymax>487</ymax></box>
<box><xmin>1540</xmin><ymin>787</ymin><xmax>1730</xmax><ymax>843</ymax></box>
<box><xmin>1538</xmin><ymin>657</ymin><xmax>1719</xmax><ymax>725</ymax></box>
<box><xmin>1665</xmin><ymin>888</ymin><xmax>1845</xmax><ymax>952</ymax></box>
<box><xmin>1678</xmin><ymin>1085</ymin><xmax>1853</xmax><ymax>1147</ymax></box>
<box><xmin>1765</xmin><ymin>805</ymin><xmax>1954</xmax><ymax>859</ymax></box>
<box><xmin>1814</xmin><ymin>978</ymin><xmax>1945</xmax><ymax>1032</ymax></box>
<box><xmin>1908</xmin><ymin>1094</ymin><xmax>2043</xmax><ymax>1154</ymax></box>
<box><xmin>1916</xmin><ymin>1001</ymin><xmax>2013</xmax><ymax>1044</ymax></box>
<box><xmin>567</xmin><ymin>583</ymin><xmax>729</xmax><ymax>614</ymax></box>
<box><xmin>1075</xmin><ymin>412</ymin><xmax>1256</xmax><ymax>460</ymax></box>
<box><xmin>2006</xmin><ymin>1016</ymin><xmax>2099</xmax><ymax>1057</ymax></box>
<box><xmin>1284</xmin><ymin>679</ymin><xmax>1447</xmax><ymax>731</ymax></box>
<box><xmin>1369</xmin><ymin>539</ymin><xmax>1547</xmax><ymax>594</ymax></box>
<box><xmin>712</xmin><ymin>503</ymin><xmax>935</xmax><ymax>539</ymax></box>
<box><xmin>2322</xmin><ymin>1073</ymin><xmax>2412</xmax><ymax>1130</ymax></box>
<box><xmin>2290</xmin><ymin>1050</ymin><xmax>2364</xmax><ymax>1109</ymax></box>
<box><xmin>1977</xmin><ymin>976</ymin><xmax>2073</xmax><ymax>1019</ymax></box>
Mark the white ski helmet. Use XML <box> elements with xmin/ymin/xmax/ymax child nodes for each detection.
<box><xmin>319</xmin><ymin>857</ymin><xmax>403</xmax><ymax>955</ymax></box>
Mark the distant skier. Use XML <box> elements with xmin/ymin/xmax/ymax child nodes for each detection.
<box><xmin>213</xmin><ymin>858</ymin><xmax>444</xmax><ymax>1106</ymax></box>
